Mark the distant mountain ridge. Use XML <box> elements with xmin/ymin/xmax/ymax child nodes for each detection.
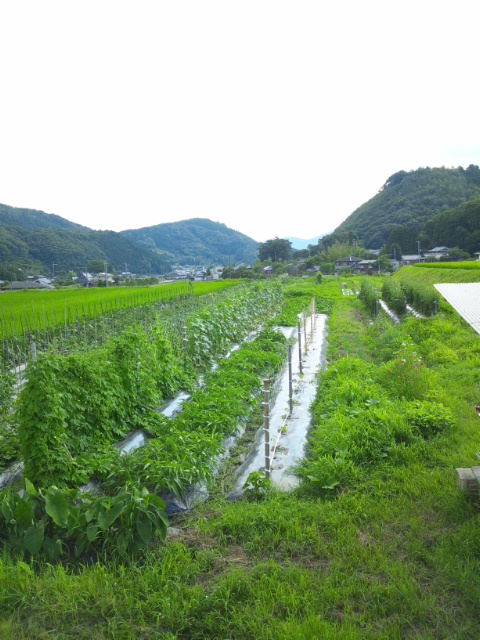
<box><xmin>335</xmin><ymin>165</ymin><xmax>480</xmax><ymax>249</ymax></box>
<box><xmin>121</xmin><ymin>218</ymin><xmax>259</xmax><ymax>265</ymax></box>
<box><xmin>0</xmin><ymin>203</ymin><xmax>259</xmax><ymax>274</ymax></box>
<box><xmin>0</xmin><ymin>203</ymin><xmax>90</xmax><ymax>232</ymax></box>
<box><xmin>286</xmin><ymin>234</ymin><xmax>330</xmax><ymax>250</ymax></box>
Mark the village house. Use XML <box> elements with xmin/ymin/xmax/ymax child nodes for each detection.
<box><xmin>263</xmin><ymin>266</ymin><xmax>274</xmax><ymax>277</ymax></box>
<box><xmin>76</xmin><ymin>272</ymin><xmax>94</xmax><ymax>285</ymax></box>
<box><xmin>335</xmin><ymin>256</ymin><xmax>362</xmax><ymax>273</ymax></box>
<box><xmin>400</xmin><ymin>254</ymin><xmax>426</xmax><ymax>266</ymax></box>
<box><xmin>356</xmin><ymin>259</ymin><xmax>377</xmax><ymax>274</ymax></box>
<box><xmin>424</xmin><ymin>246</ymin><xmax>449</xmax><ymax>260</ymax></box>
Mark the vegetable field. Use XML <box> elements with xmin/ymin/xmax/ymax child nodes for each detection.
<box><xmin>1</xmin><ymin>273</ymin><xmax>480</xmax><ymax>639</ymax></box>
<box><xmin>0</xmin><ymin>280</ymin><xmax>238</xmax><ymax>370</ymax></box>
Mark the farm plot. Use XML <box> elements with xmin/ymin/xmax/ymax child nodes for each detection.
<box><xmin>0</xmin><ymin>280</ymin><xmax>238</xmax><ymax>372</ymax></box>
<box><xmin>2</xmin><ymin>274</ymin><xmax>480</xmax><ymax>639</ymax></box>
<box><xmin>0</xmin><ymin>279</ymin><xmax>327</xmax><ymax>559</ymax></box>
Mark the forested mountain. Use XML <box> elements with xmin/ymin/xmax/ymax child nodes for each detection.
<box><xmin>0</xmin><ymin>203</ymin><xmax>89</xmax><ymax>232</ymax></box>
<box><xmin>121</xmin><ymin>218</ymin><xmax>259</xmax><ymax>265</ymax></box>
<box><xmin>422</xmin><ymin>199</ymin><xmax>480</xmax><ymax>254</ymax></box>
<box><xmin>0</xmin><ymin>225</ymin><xmax>173</xmax><ymax>275</ymax></box>
<box><xmin>334</xmin><ymin>165</ymin><xmax>480</xmax><ymax>250</ymax></box>
<box><xmin>0</xmin><ymin>203</ymin><xmax>259</xmax><ymax>276</ymax></box>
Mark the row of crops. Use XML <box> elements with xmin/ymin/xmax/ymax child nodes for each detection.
<box><xmin>0</xmin><ymin>279</ymin><xmax>314</xmax><ymax>559</ymax></box>
<box><xmin>0</xmin><ymin>281</ymin><xmax>239</xmax><ymax>372</ymax></box>
<box><xmin>359</xmin><ymin>276</ymin><xmax>439</xmax><ymax>317</ymax></box>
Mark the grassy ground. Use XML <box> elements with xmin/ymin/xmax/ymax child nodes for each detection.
<box><xmin>1</xmin><ymin>275</ymin><xmax>479</xmax><ymax>639</ymax></box>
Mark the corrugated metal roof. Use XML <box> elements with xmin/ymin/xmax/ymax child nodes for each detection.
<box><xmin>434</xmin><ymin>283</ymin><xmax>480</xmax><ymax>335</ymax></box>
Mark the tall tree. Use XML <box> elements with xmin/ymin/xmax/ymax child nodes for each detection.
<box><xmin>258</xmin><ymin>238</ymin><xmax>293</xmax><ymax>262</ymax></box>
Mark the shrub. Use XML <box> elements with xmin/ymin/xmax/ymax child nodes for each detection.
<box><xmin>403</xmin><ymin>400</ymin><xmax>454</xmax><ymax>438</ymax></box>
<box><xmin>359</xmin><ymin>278</ymin><xmax>378</xmax><ymax>316</ymax></box>
<box><xmin>376</xmin><ymin>339</ymin><xmax>429</xmax><ymax>401</ymax></box>
<box><xmin>382</xmin><ymin>278</ymin><xmax>407</xmax><ymax>316</ymax></box>
<box><xmin>400</xmin><ymin>280</ymin><xmax>438</xmax><ymax>316</ymax></box>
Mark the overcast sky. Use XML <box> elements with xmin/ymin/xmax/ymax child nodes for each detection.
<box><xmin>1</xmin><ymin>1</ymin><xmax>479</xmax><ymax>243</ymax></box>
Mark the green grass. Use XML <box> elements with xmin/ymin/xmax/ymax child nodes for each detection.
<box><xmin>395</xmin><ymin>265</ymin><xmax>480</xmax><ymax>285</ymax></box>
<box><xmin>1</xmin><ymin>273</ymin><xmax>480</xmax><ymax>638</ymax></box>
<box><xmin>414</xmin><ymin>261</ymin><xmax>480</xmax><ymax>270</ymax></box>
<box><xmin>0</xmin><ymin>280</ymin><xmax>238</xmax><ymax>339</ymax></box>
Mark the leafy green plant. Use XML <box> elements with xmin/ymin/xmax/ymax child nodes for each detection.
<box><xmin>403</xmin><ymin>400</ymin><xmax>454</xmax><ymax>438</ymax></box>
<box><xmin>103</xmin><ymin>327</ymin><xmax>287</xmax><ymax>497</ymax></box>
<box><xmin>242</xmin><ymin>472</ymin><xmax>272</xmax><ymax>500</ymax></box>
<box><xmin>358</xmin><ymin>278</ymin><xmax>378</xmax><ymax>316</ymax></box>
<box><xmin>382</xmin><ymin>277</ymin><xmax>407</xmax><ymax>316</ymax></box>
<box><xmin>400</xmin><ymin>279</ymin><xmax>438</xmax><ymax>316</ymax></box>
<box><xmin>0</xmin><ymin>478</ymin><xmax>168</xmax><ymax>560</ymax></box>
<box><xmin>377</xmin><ymin>339</ymin><xmax>429</xmax><ymax>401</ymax></box>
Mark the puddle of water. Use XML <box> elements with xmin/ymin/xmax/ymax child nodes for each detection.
<box><xmin>379</xmin><ymin>299</ymin><xmax>400</xmax><ymax>323</ymax></box>
<box><xmin>229</xmin><ymin>314</ymin><xmax>327</xmax><ymax>495</ymax></box>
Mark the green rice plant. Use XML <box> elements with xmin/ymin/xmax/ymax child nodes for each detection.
<box><xmin>414</xmin><ymin>261</ymin><xmax>480</xmax><ymax>270</ymax></box>
<box><xmin>0</xmin><ymin>280</ymin><xmax>239</xmax><ymax>341</ymax></box>
<box><xmin>394</xmin><ymin>264</ymin><xmax>480</xmax><ymax>285</ymax></box>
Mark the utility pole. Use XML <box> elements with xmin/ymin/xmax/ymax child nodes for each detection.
<box><xmin>417</xmin><ymin>240</ymin><xmax>421</xmax><ymax>255</ymax></box>
<box><xmin>52</xmin><ymin>262</ymin><xmax>58</xmax><ymax>280</ymax></box>
<box><xmin>104</xmin><ymin>261</ymin><xmax>108</xmax><ymax>287</ymax></box>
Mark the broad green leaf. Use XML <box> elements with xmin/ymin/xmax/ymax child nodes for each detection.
<box><xmin>45</xmin><ymin>489</ymin><xmax>69</xmax><ymax>527</ymax></box>
<box><xmin>97</xmin><ymin>503</ymin><xmax>125</xmax><ymax>531</ymax></box>
<box><xmin>14</xmin><ymin>498</ymin><xmax>34</xmax><ymax>528</ymax></box>
<box><xmin>154</xmin><ymin>513</ymin><xmax>168</xmax><ymax>541</ymax></box>
<box><xmin>136</xmin><ymin>516</ymin><xmax>152</xmax><ymax>544</ymax></box>
<box><xmin>1</xmin><ymin>498</ymin><xmax>14</xmax><ymax>523</ymax></box>
<box><xmin>84</xmin><ymin>508</ymin><xmax>96</xmax><ymax>523</ymax></box>
<box><xmin>86</xmin><ymin>523</ymin><xmax>99</xmax><ymax>542</ymax></box>
<box><xmin>115</xmin><ymin>531</ymin><xmax>129</xmax><ymax>557</ymax></box>
<box><xmin>24</xmin><ymin>478</ymin><xmax>38</xmax><ymax>499</ymax></box>
<box><xmin>24</xmin><ymin>523</ymin><xmax>45</xmax><ymax>555</ymax></box>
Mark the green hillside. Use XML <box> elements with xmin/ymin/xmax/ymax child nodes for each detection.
<box><xmin>335</xmin><ymin>165</ymin><xmax>480</xmax><ymax>250</ymax></box>
<box><xmin>0</xmin><ymin>225</ymin><xmax>172</xmax><ymax>276</ymax></box>
<box><xmin>121</xmin><ymin>217</ymin><xmax>259</xmax><ymax>265</ymax></box>
<box><xmin>0</xmin><ymin>203</ymin><xmax>259</xmax><ymax>277</ymax></box>
<box><xmin>422</xmin><ymin>198</ymin><xmax>480</xmax><ymax>254</ymax></box>
<box><xmin>0</xmin><ymin>203</ymin><xmax>89</xmax><ymax>232</ymax></box>
<box><xmin>393</xmin><ymin>264</ymin><xmax>480</xmax><ymax>285</ymax></box>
